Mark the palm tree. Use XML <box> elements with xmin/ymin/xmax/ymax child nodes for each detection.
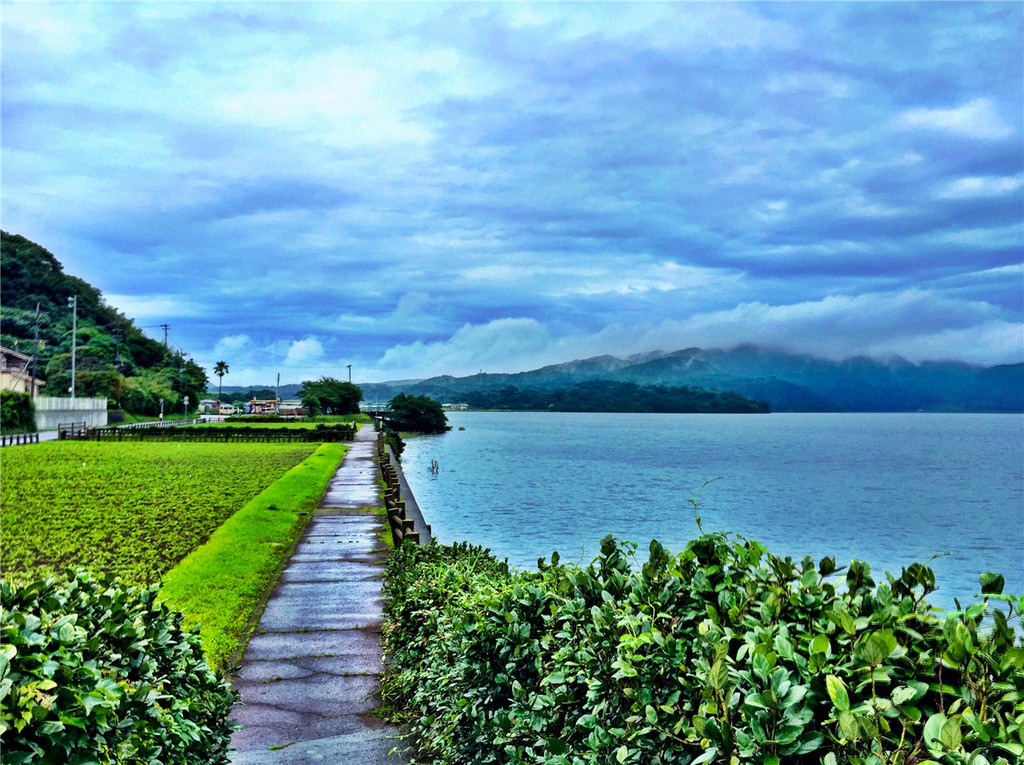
<box><xmin>214</xmin><ymin>361</ymin><xmax>229</xmax><ymax>411</ymax></box>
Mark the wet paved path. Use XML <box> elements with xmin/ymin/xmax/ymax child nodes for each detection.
<box><xmin>229</xmin><ymin>424</ymin><xmax>407</xmax><ymax>764</ymax></box>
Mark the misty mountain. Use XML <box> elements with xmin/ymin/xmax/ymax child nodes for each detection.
<box><xmin>360</xmin><ymin>345</ymin><xmax>1023</xmax><ymax>413</ymax></box>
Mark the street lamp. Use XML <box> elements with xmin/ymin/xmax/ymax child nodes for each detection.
<box><xmin>67</xmin><ymin>296</ymin><xmax>77</xmax><ymax>398</ymax></box>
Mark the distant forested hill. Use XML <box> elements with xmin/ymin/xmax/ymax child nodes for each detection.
<box><xmin>462</xmin><ymin>381</ymin><xmax>770</xmax><ymax>413</ymax></box>
<box><xmin>1</xmin><ymin>231</ymin><xmax>207</xmax><ymax>414</ymax></box>
<box><xmin>210</xmin><ymin>383</ymin><xmax>305</xmax><ymax>401</ymax></box>
<box><xmin>360</xmin><ymin>345</ymin><xmax>1022</xmax><ymax>413</ymax></box>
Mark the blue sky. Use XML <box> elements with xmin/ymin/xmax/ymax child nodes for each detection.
<box><xmin>3</xmin><ymin>2</ymin><xmax>1021</xmax><ymax>385</ymax></box>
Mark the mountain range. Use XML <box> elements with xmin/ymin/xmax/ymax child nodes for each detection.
<box><xmin>352</xmin><ymin>345</ymin><xmax>1022</xmax><ymax>413</ymax></box>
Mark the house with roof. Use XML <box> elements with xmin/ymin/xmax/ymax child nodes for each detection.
<box><xmin>0</xmin><ymin>346</ymin><xmax>45</xmax><ymax>395</ymax></box>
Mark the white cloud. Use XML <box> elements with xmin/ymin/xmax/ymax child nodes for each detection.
<box><xmin>926</xmin><ymin>224</ymin><xmax>1023</xmax><ymax>250</ymax></box>
<box><xmin>376</xmin><ymin>318</ymin><xmax>553</xmax><ymax>377</ymax></box>
<box><xmin>4</xmin><ymin>3</ymin><xmax>100</xmax><ymax>53</ymax></box>
<box><xmin>283</xmin><ymin>337</ymin><xmax>325</xmax><ymax>366</ymax></box>
<box><xmin>368</xmin><ymin>289</ymin><xmax>1022</xmax><ymax>379</ymax></box>
<box><xmin>936</xmin><ymin>175</ymin><xmax>1024</xmax><ymax>199</ymax></box>
<box><xmin>752</xmin><ymin>199</ymin><xmax>789</xmax><ymax>221</ymax></box>
<box><xmin>766</xmin><ymin>71</ymin><xmax>851</xmax><ymax>98</ymax></box>
<box><xmin>326</xmin><ymin>292</ymin><xmax>444</xmax><ymax>333</ymax></box>
<box><xmin>895</xmin><ymin>98</ymin><xmax>1013</xmax><ymax>140</ymax></box>
<box><xmin>212</xmin><ymin>334</ymin><xmax>252</xmax><ymax>358</ymax></box>
<box><xmin>866</xmin><ymin>321</ymin><xmax>1023</xmax><ymax>366</ymax></box>
<box><xmin>461</xmin><ymin>259</ymin><xmax>737</xmax><ymax>298</ymax></box>
<box><xmin>500</xmin><ymin>3</ymin><xmax>799</xmax><ymax>51</ymax></box>
<box><xmin>104</xmin><ymin>294</ymin><xmax>202</xmax><ymax>321</ymax></box>
<box><xmin>634</xmin><ymin>290</ymin><xmax>1020</xmax><ymax>363</ymax></box>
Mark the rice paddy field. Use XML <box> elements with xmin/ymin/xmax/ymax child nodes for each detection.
<box><xmin>1</xmin><ymin>441</ymin><xmax>319</xmax><ymax>585</ymax></box>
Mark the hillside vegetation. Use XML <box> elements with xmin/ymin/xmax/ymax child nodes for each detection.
<box><xmin>0</xmin><ymin>231</ymin><xmax>206</xmax><ymax>414</ymax></box>
<box><xmin>462</xmin><ymin>381</ymin><xmax>770</xmax><ymax>413</ymax></box>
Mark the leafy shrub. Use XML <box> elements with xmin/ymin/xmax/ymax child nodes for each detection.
<box><xmin>383</xmin><ymin>425</ymin><xmax>406</xmax><ymax>459</ymax></box>
<box><xmin>1</xmin><ymin>571</ymin><xmax>236</xmax><ymax>763</ymax></box>
<box><xmin>0</xmin><ymin>389</ymin><xmax>36</xmax><ymax>433</ymax></box>
<box><xmin>385</xmin><ymin>393</ymin><xmax>449</xmax><ymax>434</ymax></box>
<box><xmin>382</xmin><ymin>535</ymin><xmax>1024</xmax><ymax>764</ymax></box>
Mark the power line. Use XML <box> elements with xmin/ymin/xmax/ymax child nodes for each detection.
<box><xmin>139</xmin><ymin>324</ymin><xmax>170</xmax><ymax>347</ymax></box>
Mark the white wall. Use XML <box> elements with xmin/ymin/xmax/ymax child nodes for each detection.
<box><xmin>33</xmin><ymin>396</ymin><xmax>108</xmax><ymax>430</ymax></box>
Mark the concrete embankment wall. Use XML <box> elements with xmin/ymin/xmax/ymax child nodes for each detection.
<box><xmin>377</xmin><ymin>433</ymin><xmax>432</xmax><ymax>545</ymax></box>
<box><xmin>386</xmin><ymin>445</ymin><xmax>431</xmax><ymax>543</ymax></box>
<box><xmin>34</xmin><ymin>396</ymin><xmax>108</xmax><ymax>430</ymax></box>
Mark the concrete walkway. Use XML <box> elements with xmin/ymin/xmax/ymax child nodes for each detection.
<box><xmin>229</xmin><ymin>425</ymin><xmax>408</xmax><ymax>764</ymax></box>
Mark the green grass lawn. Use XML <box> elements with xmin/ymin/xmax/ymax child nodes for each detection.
<box><xmin>0</xmin><ymin>441</ymin><xmax>319</xmax><ymax>584</ymax></box>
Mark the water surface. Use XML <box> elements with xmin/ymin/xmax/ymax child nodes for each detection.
<box><xmin>401</xmin><ymin>412</ymin><xmax>1023</xmax><ymax>609</ymax></box>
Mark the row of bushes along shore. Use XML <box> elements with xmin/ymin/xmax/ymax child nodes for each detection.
<box><xmin>380</xmin><ymin>533</ymin><xmax>1023</xmax><ymax>764</ymax></box>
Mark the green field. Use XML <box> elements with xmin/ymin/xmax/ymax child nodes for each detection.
<box><xmin>1</xmin><ymin>441</ymin><xmax>319</xmax><ymax>584</ymax></box>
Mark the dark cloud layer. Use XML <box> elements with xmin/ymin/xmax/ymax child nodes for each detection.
<box><xmin>2</xmin><ymin>3</ymin><xmax>1021</xmax><ymax>383</ymax></box>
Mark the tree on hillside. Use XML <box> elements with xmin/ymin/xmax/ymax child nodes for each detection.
<box><xmin>1</xmin><ymin>231</ymin><xmax>166</xmax><ymax>371</ymax></box>
<box><xmin>1</xmin><ymin>231</ymin><xmax>213</xmax><ymax>415</ymax></box>
<box><xmin>177</xmin><ymin>358</ymin><xmax>208</xmax><ymax>414</ymax></box>
<box><xmin>298</xmin><ymin>377</ymin><xmax>362</xmax><ymax>415</ymax></box>
<box><xmin>386</xmin><ymin>393</ymin><xmax>449</xmax><ymax>434</ymax></box>
<box><xmin>214</xmin><ymin>361</ymin><xmax>229</xmax><ymax>404</ymax></box>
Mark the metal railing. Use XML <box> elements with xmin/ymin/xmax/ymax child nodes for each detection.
<box><xmin>57</xmin><ymin>421</ymin><xmax>88</xmax><ymax>440</ymax></box>
<box><xmin>115</xmin><ymin>418</ymin><xmax>203</xmax><ymax>429</ymax></box>
<box><xmin>0</xmin><ymin>432</ymin><xmax>40</xmax><ymax>447</ymax></box>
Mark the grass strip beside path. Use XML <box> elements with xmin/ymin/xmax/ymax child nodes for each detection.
<box><xmin>160</xmin><ymin>442</ymin><xmax>349</xmax><ymax>670</ymax></box>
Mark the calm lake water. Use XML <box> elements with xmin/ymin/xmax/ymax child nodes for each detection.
<box><xmin>401</xmin><ymin>412</ymin><xmax>1023</xmax><ymax>610</ymax></box>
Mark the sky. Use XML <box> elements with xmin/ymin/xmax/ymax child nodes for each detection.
<box><xmin>3</xmin><ymin>2</ymin><xmax>1022</xmax><ymax>385</ymax></box>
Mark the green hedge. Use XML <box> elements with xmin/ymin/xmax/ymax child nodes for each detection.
<box><xmin>0</xmin><ymin>390</ymin><xmax>36</xmax><ymax>433</ymax></box>
<box><xmin>381</xmin><ymin>535</ymin><xmax>1024</xmax><ymax>765</ymax></box>
<box><xmin>1</xmin><ymin>571</ymin><xmax>235</xmax><ymax>764</ymax></box>
<box><xmin>86</xmin><ymin>423</ymin><xmax>355</xmax><ymax>442</ymax></box>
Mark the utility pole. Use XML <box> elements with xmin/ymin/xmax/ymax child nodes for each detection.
<box><xmin>112</xmin><ymin>329</ymin><xmax>124</xmax><ymax>373</ymax></box>
<box><xmin>276</xmin><ymin>373</ymin><xmax>281</xmax><ymax>414</ymax></box>
<box><xmin>67</xmin><ymin>296</ymin><xmax>77</xmax><ymax>398</ymax></box>
<box><xmin>178</xmin><ymin>351</ymin><xmax>187</xmax><ymax>414</ymax></box>
<box><xmin>160</xmin><ymin>323</ymin><xmax>169</xmax><ymax>348</ymax></box>
<box><xmin>31</xmin><ymin>303</ymin><xmax>42</xmax><ymax>397</ymax></box>
<box><xmin>347</xmin><ymin>364</ymin><xmax>352</xmax><ymax>383</ymax></box>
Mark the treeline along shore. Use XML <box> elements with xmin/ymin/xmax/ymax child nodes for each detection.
<box><xmin>461</xmin><ymin>380</ymin><xmax>771</xmax><ymax>413</ymax></box>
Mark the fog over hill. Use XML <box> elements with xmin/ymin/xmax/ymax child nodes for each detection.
<box><xmin>351</xmin><ymin>345</ymin><xmax>1022</xmax><ymax>413</ymax></box>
